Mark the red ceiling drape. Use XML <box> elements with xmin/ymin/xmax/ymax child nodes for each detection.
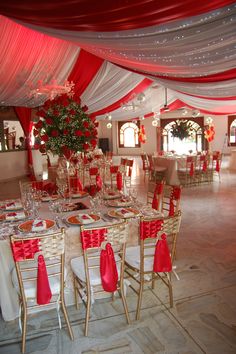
<box><xmin>14</xmin><ymin>107</ymin><xmax>34</xmax><ymax>177</ymax></box>
<box><xmin>0</xmin><ymin>0</ymin><xmax>235</xmax><ymax>31</ymax></box>
<box><xmin>68</xmin><ymin>49</ymin><xmax>104</xmax><ymax>97</ymax></box>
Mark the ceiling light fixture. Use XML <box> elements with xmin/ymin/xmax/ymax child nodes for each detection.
<box><xmin>30</xmin><ymin>80</ymin><xmax>74</xmax><ymax>100</ymax></box>
<box><xmin>163</xmin><ymin>87</ymin><xmax>170</xmax><ymax>112</ymax></box>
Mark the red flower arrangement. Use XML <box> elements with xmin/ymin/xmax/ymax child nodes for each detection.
<box><xmin>33</xmin><ymin>94</ymin><xmax>98</xmax><ymax>158</ymax></box>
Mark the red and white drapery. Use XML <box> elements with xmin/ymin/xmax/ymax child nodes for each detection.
<box><xmin>0</xmin><ymin>0</ymin><xmax>235</xmax><ymax>123</ymax></box>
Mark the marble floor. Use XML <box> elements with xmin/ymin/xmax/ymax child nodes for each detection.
<box><xmin>0</xmin><ymin>157</ymin><xmax>236</xmax><ymax>354</ymax></box>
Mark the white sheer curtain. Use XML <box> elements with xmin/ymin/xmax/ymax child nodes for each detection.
<box><xmin>0</xmin><ymin>16</ymin><xmax>80</xmax><ymax>107</ymax></box>
<box><xmin>82</xmin><ymin>62</ymin><xmax>145</xmax><ymax>113</ymax></box>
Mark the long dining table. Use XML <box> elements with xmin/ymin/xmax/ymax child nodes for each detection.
<box><xmin>0</xmin><ymin>193</ymin><xmax>161</xmax><ymax>322</ymax></box>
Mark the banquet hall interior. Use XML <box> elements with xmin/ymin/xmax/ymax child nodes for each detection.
<box><xmin>0</xmin><ymin>2</ymin><xmax>236</xmax><ymax>354</ymax></box>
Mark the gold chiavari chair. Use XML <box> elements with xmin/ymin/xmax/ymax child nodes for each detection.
<box><xmin>123</xmin><ymin>159</ymin><xmax>134</xmax><ymax>188</ymax></box>
<box><xmin>161</xmin><ymin>185</ymin><xmax>182</xmax><ymax>217</ymax></box>
<box><xmin>71</xmin><ymin>221</ymin><xmax>130</xmax><ymax>336</ymax></box>
<box><xmin>125</xmin><ymin>212</ymin><xmax>181</xmax><ymax>320</ymax></box>
<box><xmin>147</xmin><ymin>180</ymin><xmax>165</xmax><ymax>210</ymax></box>
<box><xmin>10</xmin><ymin>229</ymin><xmax>74</xmax><ymax>353</ymax></box>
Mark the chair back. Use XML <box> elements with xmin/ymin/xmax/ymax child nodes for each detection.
<box><xmin>126</xmin><ymin>159</ymin><xmax>134</xmax><ymax>177</ymax></box>
<box><xmin>10</xmin><ymin>229</ymin><xmax>65</xmax><ymax>306</ymax></box>
<box><xmin>139</xmin><ymin>211</ymin><xmax>181</xmax><ymax>267</ymax></box>
<box><xmin>147</xmin><ymin>180</ymin><xmax>165</xmax><ymax>210</ymax></box>
<box><xmin>80</xmin><ymin>221</ymin><xmax>128</xmax><ymax>292</ymax></box>
<box><xmin>161</xmin><ymin>185</ymin><xmax>181</xmax><ymax>216</ymax></box>
<box><xmin>5</xmin><ymin>131</ymin><xmax>16</xmax><ymax>150</ymax></box>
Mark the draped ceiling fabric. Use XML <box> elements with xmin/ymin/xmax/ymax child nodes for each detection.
<box><xmin>0</xmin><ymin>1</ymin><xmax>236</xmax><ymax>117</ymax></box>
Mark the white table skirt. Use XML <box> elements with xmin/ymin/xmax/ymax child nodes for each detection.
<box><xmin>153</xmin><ymin>156</ymin><xmax>186</xmax><ymax>185</ymax></box>
<box><xmin>0</xmin><ymin>197</ymin><xmax>140</xmax><ymax>321</ymax></box>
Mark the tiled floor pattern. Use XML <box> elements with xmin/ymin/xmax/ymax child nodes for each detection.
<box><xmin>0</xmin><ymin>157</ymin><xmax>236</xmax><ymax>353</ymax></box>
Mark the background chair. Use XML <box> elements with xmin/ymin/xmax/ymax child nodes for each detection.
<box><xmin>10</xmin><ymin>229</ymin><xmax>74</xmax><ymax>353</ymax></box>
<box><xmin>125</xmin><ymin>212</ymin><xmax>181</xmax><ymax>320</ymax></box>
<box><xmin>177</xmin><ymin>156</ymin><xmax>197</xmax><ymax>186</ymax></box>
<box><xmin>123</xmin><ymin>159</ymin><xmax>134</xmax><ymax>188</ymax></box>
<box><xmin>71</xmin><ymin>221</ymin><xmax>130</xmax><ymax>336</ymax></box>
<box><xmin>161</xmin><ymin>185</ymin><xmax>182</xmax><ymax>217</ymax></box>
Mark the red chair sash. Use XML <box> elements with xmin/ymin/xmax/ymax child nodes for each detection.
<box><xmin>189</xmin><ymin>161</ymin><xmax>194</xmax><ymax>176</ymax></box>
<box><xmin>11</xmin><ymin>240</ymin><xmax>52</xmax><ymax>305</ymax></box>
<box><xmin>154</xmin><ymin>182</ymin><xmax>164</xmax><ymax>195</ymax></box>
<box><xmin>215</xmin><ymin>159</ymin><xmax>220</xmax><ymax>172</ymax></box>
<box><xmin>81</xmin><ymin>228</ymin><xmax>106</xmax><ymax>249</ymax></box>
<box><xmin>153</xmin><ymin>233</ymin><xmax>172</xmax><ymax>273</ymax></box>
<box><xmin>37</xmin><ymin>254</ymin><xmax>52</xmax><ymax>305</ymax></box>
<box><xmin>152</xmin><ymin>193</ymin><xmax>158</xmax><ymax>210</ymax></box>
<box><xmin>169</xmin><ymin>199</ymin><xmax>175</xmax><ymax>216</ymax></box>
<box><xmin>202</xmin><ymin>160</ymin><xmax>207</xmax><ymax>172</ymax></box>
<box><xmin>116</xmin><ymin>171</ymin><xmax>123</xmax><ymax>191</ymax></box>
<box><xmin>110</xmin><ymin>165</ymin><xmax>119</xmax><ymax>173</ymax></box>
<box><xmin>140</xmin><ymin>219</ymin><xmax>163</xmax><ymax>240</ymax></box>
<box><xmin>32</xmin><ymin>181</ymin><xmax>43</xmax><ymax>190</ymax></box>
<box><xmin>89</xmin><ymin>167</ymin><xmax>99</xmax><ymax>176</ymax></box>
<box><xmin>100</xmin><ymin>243</ymin><xmax>118</xmax><ymax>292</ymax></box>
<box><xmin>171</xmin><ymin>186</ymin><xmax>181</xmax><ymax>200</ymax></box>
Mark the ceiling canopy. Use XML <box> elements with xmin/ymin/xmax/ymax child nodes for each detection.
<box><xmin>0</xmin><ymin>1</ymin><xmax>235</xmax><ymax>118</ymax></box>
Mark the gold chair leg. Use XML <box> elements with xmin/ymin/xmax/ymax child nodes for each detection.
<box><xmin>119</xmin><ymin>282</ymin><xmax>131</xmax><ymax>325</ymax></box>
<box><xmin>136</xmin><ymin>279</ymin><xmax>144</xmax><ymax>321</ymax></box>
<box><xmin>167</xmin><ymin>274</ymin><xmax>173</xmax><ymax>308</ymax></box>
<box><xmin>151</xmin><ymin>272</ymin><xmax>155</xmax><ymax>289</ymax></box>
<box><xmin>73</xmin><ymin>275</ymin><xmax>79</xmax><ymax>310</ymax></box>
<box><xmin>21</xmin><ymin>307</ymin><xmax>27</xmax><ymax>354</ymax></box>
<box><xmin>61</xmin><ymin>299</ymin><xmax>74</xmax><ymax>340</ymax></box>
<box><xmin>85</xmin><ymin>288</ymin><xmax>91</xmax><ymax>336</ymax></box>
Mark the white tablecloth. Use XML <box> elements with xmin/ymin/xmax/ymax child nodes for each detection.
<box><xmin>153</xmin><ymin>156</ymin><xmax>186</xmax><ymax>185</ymax></box>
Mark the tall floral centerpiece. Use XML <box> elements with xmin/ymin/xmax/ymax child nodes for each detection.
<box><xmin>33</xmin><ymin>93</ymin><xmax>98</xmax><ymax>159</ymax></box>
<box><xmin>170</xmin><ymin>120</ymin><xmax>193</xmax><ymax>140</ymax></box>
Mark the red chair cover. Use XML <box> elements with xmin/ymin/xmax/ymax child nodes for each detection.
<box><xmin>153</xmin><ymin>233</ymin><xmax>172</xmax><ymax>273</ymax></box>
<box><xmin>172</xmin><ymin>186</ymin><xmax>181</xmax><ymax>200</ymax></box>
<box><xmin>37</xmin><ymin>254</ymin><xmax>52</xmax><ymax>305</ymax></box>
<box><xmin>190</xmin><ymin>161</ymin><xmax>194</xmax><ymax>176</ymax></box>
<box><xmin>154</xmin><ymin>182</ymin><xmax>164</xmax><ymax>195</ymax></box>
<box><xmin>152</xmin><ymin>193</ymin><xmax>158</xmax><ymax>210</ymax></box>
<box><xmin>202</xmin><ymin>160</ymin><xmax>207</xmax><ymax>172</ymax></box>
<box><xmin>100</xmin><ymin>243</ymin><xmax>118</xmax><ymax>292</ymax></box>
<box><xmin>96</xmin><ymin>174</ymin><xmax>103</xmax><ymax>191</ymax></box>
<box><xmin>215</xmin><ymin>159</ymin><xmax>220</xmax><ymax>172</ymax></box>
<box><xmin>169</xmin><ymin>199</ymin><xmax>175</xmax><ymax>216</ymax></box>
<box><xmin>110</xmin><ymin>165</ymin><xmax>119</xmax><ymax>173</ymax></box>
<box><xmin>140</xmin><ymin>219</ymin><xmax>163</xmax><ymax>240</ymax></box>
<box><xmin>89</xmin><ymin>167</ymin><xmax>99</xmax><ymax>176</ymax></box>
<box><xmin>116</xmin><ymin>171</ymin><xmax>122</xmax><ymax>191</ymax></box>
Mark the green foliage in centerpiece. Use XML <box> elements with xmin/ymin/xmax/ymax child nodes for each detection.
<box><xmin>33</xmin><ymin>94</ymin><xmax>98</xmax><ymax>158</ymax></box>
<box><xmin>170</xmin><ymin>120</ymin><xmax>194</xmax><ymax>140</ymax></box>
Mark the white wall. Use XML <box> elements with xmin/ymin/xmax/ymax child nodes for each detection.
<box><xmin>0</xmin><ymin>151</ymin><xmax>28</xmax><ymax>180</ymax></box>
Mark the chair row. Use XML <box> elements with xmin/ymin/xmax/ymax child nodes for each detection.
<box><xmin>10</xmin><ymin>211</ymin><xmax>181</xmax><ymax>352</ymax></box>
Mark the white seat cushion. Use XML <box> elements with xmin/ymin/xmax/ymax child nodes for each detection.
<box><xmin>125</xmin><ymin>245</ymin><xmax>155</xmax><ymax>272</ymax></box>
<box><xmin>71</xmin><ymin>253</ymin><xmax>121</xmax><ymax>286</ymax></box>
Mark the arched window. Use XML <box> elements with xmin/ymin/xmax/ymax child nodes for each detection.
<box><xmin>118</xmin><ymin>121</ymin><xmax>140</xmax><ymax>148</ymax></box>
<box><xmin>161</xmin><ymin>118</ymin><xmax>205</xmax><ymax>154</ymax></box>
<box><xmin>228</xmin><ymin>116</ymin><xmax>236</xmax><ymax>146</ymax></box>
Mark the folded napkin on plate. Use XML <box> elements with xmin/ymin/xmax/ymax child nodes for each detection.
<box><xmin>117</xmin><ymin>208</ymin><xmax>134</xmax><ymax>218</ymax></box>
<box><xmin>78</xmin><ymin>214</ymin><xmax>94</xmax><ymax>224</ymax></box>
<box><xmin>6</xmin><ymin>211</ymin><xmax>25</xmax><ymax>221</ymax></box>
<box><xmin>32</xmin><ymin>219</ymin><xmax>47</xmax><ymax>232</ymax></box>
<box><xmin>5</xmin><ymin>202</ymin><xmax>22</xmax><ymax>210</ymax></box>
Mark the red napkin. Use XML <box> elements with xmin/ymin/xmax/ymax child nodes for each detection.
<box><xmin>153</xmin><ymin>233</ymin><xmax>172</xmax><ymax>273</ymax></box>
<box><xmin>37</xmin><ymin>254</ymin><xmax>52</xmax><ymax>305</ymax></box>
<box><xmin>116</xmin><ymin>171</ymin><xmax>123</xmax><ymax>191</ymax></box>
<box><xmin>96</xmin><ymin>174</ymin><xmax>103</xmax><ymax>191</ymax></box>
<box><xmin>100</xmin><ymin>243</ymin><xmax>118</xmax><ymax>292</ymax></box>
<box><xmin>7</xmin><ymin>212</ymin><xmax>17</xmax><ymax>217</ymax></box>
<box><xmin>152</xmin><ymin>193</ymin><xmax>158</xmax><ymax>210</ymax></box>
